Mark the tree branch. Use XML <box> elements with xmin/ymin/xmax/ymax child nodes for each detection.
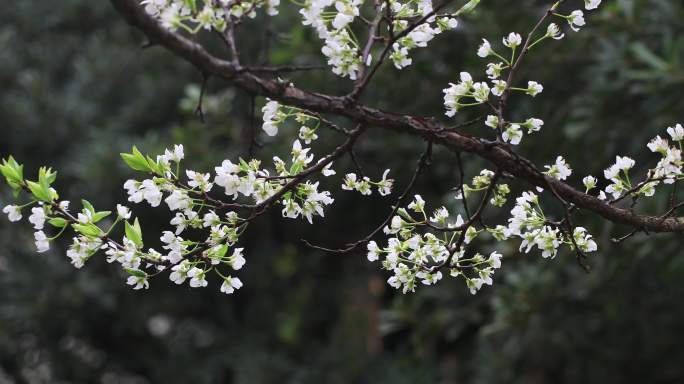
<box><xmin>109</xmin><ymin>0</ymin><xmax>684</xmax><ymax>234</ymax></box>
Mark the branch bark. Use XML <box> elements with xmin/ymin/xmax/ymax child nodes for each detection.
<box><xmin>110</xmin><ymin>0</ymin><xmax>684</xmax><ymax>234</ymax></box>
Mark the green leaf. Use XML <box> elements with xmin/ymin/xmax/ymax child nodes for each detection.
<box><xmin>120</xmin><ymin>146</ymin><xmax>152</xmax><ymax>172</ymax></box>
<box><xmin>41</xmin><ymin>167</ymin><xmax>57</xmax><ymax>185</ymax></box>
<box><xmin>0</xmin><ymin>157</ymin><xmax>22</xmax><ymax>185</ymax></box>
<box><xmin>26</xmin><ymin>180</ymin><xmax>50</xmax><ymax>201</ymax></box>
<box><xmin>290</xmin><ymin>163</ymin><xmax>304</xmax><ymax>175</ymax></box>
<box><xmin>455</xmin><ymin>0</ymin><xmax>480</xmax><ymax>15</ymax></box>
<box><xmin>92</xmin><ymin>211</ymin><xmax>111</xmax><ymax>223</ymax></box>
<box><xmin>239</xmin><ymin>158</ymin><xmax>250</xmax><ymax>172</ymax></box>
<box><xmin>211</xmin><ymin>244</ymin><xmax>229</xmax><ymax>259</ymax></box>
<box><xmin>125</xmin><ymin>268</ymin><xmax>147</xmax><ymax>278</ymax></box>
<box><xmin>33</xmin><ymin>167</ymin><xmax>58</xmax><ymax>202</ymax></box>
<box><xmin>49</xmin><ymin>188</ymin><xmax>59</xmax><ymax>201</ymax></box>
<box><xmin>146</xmin><ymin>155</ymin><xmax>164</xmax><ymax>175</ymax></box>
<box><xmin>72</xmin><ymin>223</ymin><xmax>102</xmax><ymax>237</ymax></box>
<box><xmin>397</xmin><ymin>208</ymin><xmax>412</xmax><ymax>221</ymax></box>
<box><xmin>81</xmin><ymin>199</ymin><xmax>95</xmax><ymax>214</ymax></box>
<box><xmin>125</xmin><ymin>219</ymin><xmax>143</xmax><ymax>248</ymax></box>
<box><xmin>48</xmin><ymin>217</ymin><xmax>68</xmax><ymax>228</ymax></box>
<box><xmin>38</xmin><ymin>166</ymin><xmax>56</xmax><ymax>186</ymax></box>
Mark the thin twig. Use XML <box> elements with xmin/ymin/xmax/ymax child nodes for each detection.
<box><xmin>303</xmin><ymin>141</ymin><xmax>433</xmax><ymax>253</ymax></box>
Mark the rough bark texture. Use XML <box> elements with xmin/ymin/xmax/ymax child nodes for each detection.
<box><xmin>110</xmin><ymin>0</ymin><xmax>684</xmax><ymax>233</ymax></box>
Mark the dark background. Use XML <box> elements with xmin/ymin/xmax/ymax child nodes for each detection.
<box><xmin>1</xmin><ymin>0</ymin><xmax>684</xmax><ymax>383</ymax></box>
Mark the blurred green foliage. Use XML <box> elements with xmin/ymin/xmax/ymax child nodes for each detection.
<box><xmin>1</xmin><ymin>0</ymin><xmax>684</xmax><ymax>383</ymax></box>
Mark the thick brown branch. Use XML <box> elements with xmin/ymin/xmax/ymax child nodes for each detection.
<box><xmin>109</xmin><ymin>0</ymin><xmax>684</xmax><ymax>234</ymax></box>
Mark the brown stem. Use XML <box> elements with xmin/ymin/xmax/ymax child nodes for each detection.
<box><xmin>109</xmin><ymin>0</ymin><xmax>684</xmax><ymax>234</ymax></box>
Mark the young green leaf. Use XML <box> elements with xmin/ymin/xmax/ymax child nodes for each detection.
<box><xmin>81</xmin><ymin>199</ymin><xmax>95</xmax><ymax>214</ymax></box>
<box><xmin>26</xmin><ymin>180</ymin><xmax>50</xmax><ymax>202</ymax></box>
<box><xmin>120</xmin><ymin>146</ymin><xmax>152</xmax><ymax>172</ymax></box>
<box><xmin>0</xmin><ymin>156</ymin><xmax>23</xmax><ymax>186</ymax></box>
<box><xmin>48</xmin><ymin>217</ymin><xmax>68</xmax><ymax>228</ymax></box>
<box><xmin>125</xmin><ymin>219</ymin><xmax>143</xmax><ymax>248</ymax></box>
<box><xmin>92</xmin><ymin>211</ymin><xmax>111</xmax><ymax>223</ymax></box>
<box><xmin>125</xmin><ymin>268</ymin><xmax>147</xmax><ymax>278</ymax></box>
<box><xmin>456</xmin><ymin>0</ymin><xmax>481</xmax><ymax>16</ymax></box>
<box><xmin>145</xmin><ymin>155</ymin><xmax>164</xmax><ymax>175</ymax></box>
<box><xmin>72</xmin><ymin>223</ymin><xmax>102</xmax><ymax>237</ymax></box>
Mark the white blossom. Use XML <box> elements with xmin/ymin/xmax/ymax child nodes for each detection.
<box><xmin>667</xmin><ymin>123</ymin><xmax>684</xmax><ymax>141</ymax></box>
<box><xmin>127</xmin><ymin>273</ymin><xmax>149</xmax><ymax>290</ymax></box>
<box><xmin>523</xmin><ymin>118</ymin><xmax>544</xmax><ymax>133</ymax></box>
<box><xmin>117</xmin><ymin>204</ymin><xmax>132</xmax><ymax>220</ymax></box>
<box><xmin>573</xmin><ymin>227</ymin><xmax>598</xmax><ymax>252</ymax></box>
<box><xmin>546</xmin><ymin>23</ymin><xmax>565</xmax><ymax>40</ymax></box>
<box><xmin>491</xmin><ymin>80</ymin><xmax>507</xmax><ymax>97</ymax></box>
<box><xmin>486</xmin><ymin>62</ymin><xmax>505</xmax><ymax>79</ymax></box>
<box><xmin>583</xmin><ymin>175</ymin><xmax>597</xmax><ymax>192</ymax></box>
<box><xmin>544</xmin><ymin>156</ymin><xmax>572</xmax><ymax>181</ymax></box>
<box><xmin>472</xmin><ymin>82</ymin><xmax>490</xmax><ymax>102</ymax></box>
<box><xmin>34</xmin><ymin>231</ymin><xmax>50</xmax><ymax>253</ymax></box>
<box><xmin>169</xmin><ymin>260</ymin><xmax>192</xmax><ymax>284</ymax></box>
<box><xmin>262</xmin><ymin>99</ymin><xmax>281</xmax><ymax>136</ymax></box>
<box><xmin>377</xmin><ymin>169</ymin><xmax>394</xmax><ymax>196</ymax></box>
<box><xmin>408</xmin><ymin>194</ymin><xmax>425</xmax><ymax>212</ymax></box>
<box><xmin>367</xmin><ymin>241</ymin><xmax>379</xmax><ymax>262</ymax></box>
<box><xmin>568</xmin><ymin>10</ymin><xmax>586</xmax><ymax>32</ymax></box>
<box><xmin>159</xmin><ymin>144</ymin><xmax>184</xmax><ymax>164</ymax></box>
<box><xmin>503</xmin><ymin>124</ymin><xmax>523</xmax><ymax>145</ymax></box>
<box><xmin>322</xmin><ymin>163</ymin><xmax>336</xmax><ymax>177</ymax></box>
<box><xmin>477</xmin><ymin>38</ymin><xmax>492</xmax><ymax>58</ymax></box>
<box><xmin>526</xmin><ymin>81</ymin><xmax>544</xmax><ymax>97</ymax></box>
<box><xmin>188</xmin><ymin>267</ymin><xmax>208</xmax><ymax>288</ymax></box>
<box><xmin>165</xmin><ymin>190</ymin><xmax>191</xmax><ymax>211</ymax></box>
<box><xmin>2</xmin><ymin>205</ymin><xmax>22</xmax><ymax>222</ymax></box>
<box><xmin>584</xmin><ymin>0</ymin><xmax>601</xmax><ymax>10</ymax></box>
<box><xmin>489</xmin><ymin>251</ymin><xmax>503</xmax><ymax>269</ymax></box>
<box><xmin>220</xmin><ymin>276</ymin><xmax>243</xmax><ymax>294</ymax></box>
<box><xmin>299</xmin><ymin>126</ymin><xmax>318</xmax><ymax>144</ymax></box>
<box><xmin>485</xmin><ymin>115</ymin><xmax>499</xmax><ymax>129</ymax></box>
<box><xmin>186</xmin><ymin>170</ymin><xmax>213</xmax><ymax>192</ymax></box>
<box><xmin>28</xmin><ymin>207</ymin><xmax>46</xmax><ymax>229</ymax></box>
<box><xmin>228</xmin><ymin>248</ymin><xmax>246</xmax><ymax>270</ymax></box>
<box><xmin>503</xmin><ymin>32</ymin><xmax>522</xmax><ymax>48</ymax></box>
<box><xmin>68</xmin><ymin>235</ymin><xmax>102</xmax><ymax>268</ymax></box>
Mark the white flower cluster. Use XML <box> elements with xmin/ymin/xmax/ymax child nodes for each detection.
<box><xmin>645</xmin><ymin>124</ymin><xmax>684</xmax><ymax>187</ymax></box>
<box><xmin>455</xmin><ymin>169</ymin><xmax>510</xmax><ymax>207</ymax></box>
<box><xmin>261</xmin><ymin>99</ymin><xmax>283</xmax><ymax>136</ymax></box>
<box><xmin>69</xmin><ymin>145</ymin><xmax>249</xmax><ymax>294</ymax></box>
<box><xmin>299</xmin><ymin>0</ymin><xmax>363</xmax><ymax>79</ymax></box>
<box><xmin>16</xmin><ymin>0</ymin><xmax>684</xmax><ymax>302</ymax></box>
<box><xmin>443</xmin><ymin>1</ymin><xmax>603</xmax><ymax>144</ymax></box>
<box><xmin>298</xmin><ymin>0</ymin><xmax>469</xmax><ymax>78</ymax></box>
<box><xmin>141</xmin><ymin>0</ymin><xmax>279</xmax><ymax>33</ymax></box>
<box><xmin>261</xmin><ymin>99</ymin><xmax>327</xmax><ymax>145</ymax></box>
<box><xmin>602</xmin><ymin>156</ymin><xmax>637</xmax><ymax>199</ymax></box>
<box><xmin>586</xmin><ymin>124</ymin><xmax>683</xmax><ymax>201</ymax></box>
<box><xmin>388</xmin><ymin>0</ymin><xmax>459</xmax><ymax>69</ymax></box>
<box><xmin>544</xmin><ymin>156</ymin><xmax>573</xmax><ymax>181</ymax></box>
<box><xmin>0</xmin><ymin>131</ymin><xmax>351</xmax><ymax>296</ymax></box>
<box><xmin>443</xmin><ymin>72</ymin><xmax>545</xmax><ymax>145</ymax></box>
<box><xmin>367</xmin><ymin>194</ymin><xmax>503</xmax><ymax>295</ymax></box>
<box><xmin>341</xmin><ymin>169</ymin><xmax>394</xmax><ymax>196</ymax></box>
<box><xmin>122</xmin><ymin>140</ymin><xmax>336</xmax><ymax>228</ymax></box>
<box><xmin>506</xmin><ymin>191</ymin><xmax>597</xmax><ymax>259</ymax></box>
<box><xmin>141</xmin><ymin>0</ymin><xmax>477</xmax><ymax>80</ymax></box>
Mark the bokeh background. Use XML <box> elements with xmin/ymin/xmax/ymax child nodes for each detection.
<box><xmin>1</xmin><ymin>0</ymin><xmax>684</xmax><ymax>383</ymax></box>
